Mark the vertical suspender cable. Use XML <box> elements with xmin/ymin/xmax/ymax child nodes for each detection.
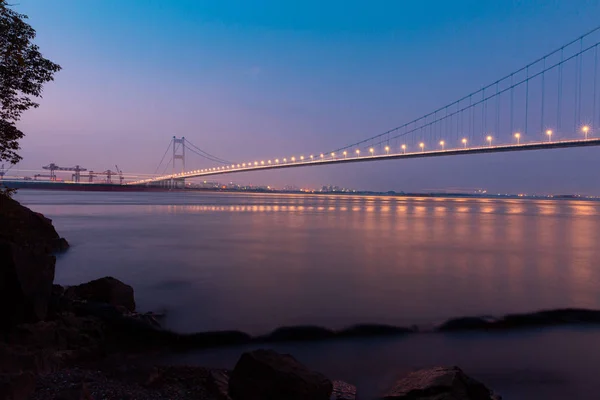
<box><xmin>510</xmin><ymin>74</ymin><xmax>514</xmax><ymax>135</ymax></box>
<box><xmin>594</xmin><ymin>45</ymin><xmax>598</xmax><ymax>131</ymax></box>
<box><xmin>558</xmin><ymin>48</ymin><xmax>563</xmax><ymax>132</ymax></box>
<box><xmin>525</xmin><ymin>66</ymin><xmax>529</xmax><ymax>136</ymax></box>
<box><xmin>541</xmin><ymin>58</ymin><xmax>545</xmax><ymax>133</ymax></box>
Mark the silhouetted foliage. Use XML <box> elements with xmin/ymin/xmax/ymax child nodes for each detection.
<box><xmin>0</xmin><ymin>1</ymin><xmax>61</xmax><ymax>195</ymax></box>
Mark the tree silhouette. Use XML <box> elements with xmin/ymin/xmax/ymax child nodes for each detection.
<box><xmin>1</xmin><ymin>1</ymin><xmax>61</xmax><ymax>195</ymax></box>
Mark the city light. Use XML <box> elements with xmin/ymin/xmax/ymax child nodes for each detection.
<box><xmin>419</xmin><ymin>142</ymin><xmax>424</xmax><ymax>151</ymax></box>
<box><xmin>369</xmin><ymin>148</ymin><xmax>374</xmax><ymax>156</ymax></box>
<box><xmin>439</xmin><ymin>140</ymin><xmax>445</xmax><ymax>150</ymax></box>
<box><xmin>486</xmin><ymin>136</ymin><xmax>492</xmax><ymax>146</ymax></box>
<box><xmin>462</xmin><ymin>138</ymin><xmax>467</xmax><ymax>148</ymax></box>
<box><xmin>514</xmin><ymin>132</ymin><xmax>521</xmax><ymax>145</ymax></box>
<box><xmin>582</xmin><ymin>125</ymin><xmax>590</xmax><ymax>139</ymax></box>
<box><xmin>401</xmin><ymin>144</ymin><xmax>406</xmax><ymax>154</ymax></box>
<box><xmin>546</xmin><ymin>129</ymin><xmax>552</xmax><ymax>142</ymax></box>
<box><xmin>385</xmin><ymin>146</ymin><xmax>389</xmax><ymax>154</ymax></box>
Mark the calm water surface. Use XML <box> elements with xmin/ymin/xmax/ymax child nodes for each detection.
<box><xmin>16</xmin><ymin>189</ymin><xmax>600</xmax><ymax>334</ymax></box>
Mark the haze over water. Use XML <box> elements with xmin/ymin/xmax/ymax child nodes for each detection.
<box><xmin>16</xmin><ymin>190</ymin><xmax>600</xmax><ymax>334</ymax></box>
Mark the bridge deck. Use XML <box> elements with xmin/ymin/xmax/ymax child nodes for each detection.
<box><xmin>130</xmin><ymin>138</ymin><xmax>600</xmax><ymax>185</ymax></box>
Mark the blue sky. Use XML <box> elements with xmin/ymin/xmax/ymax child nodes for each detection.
<box><xmin>13</xmin><ymin>0</ymin><xmax>600</xmax><ymax>194</ymax></box>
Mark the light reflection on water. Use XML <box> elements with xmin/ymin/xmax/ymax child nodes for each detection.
<box><xmin>15</xmin><ymin>190</ymin><xmax>600</xmax><ymax>335</ymax></box>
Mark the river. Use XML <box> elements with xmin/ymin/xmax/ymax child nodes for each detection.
<box><xmin>15</xmin><ymin>189</ymin><xmax>600</xmax><ymax>399</ymax></box>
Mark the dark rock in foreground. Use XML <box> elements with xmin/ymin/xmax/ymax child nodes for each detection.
<box><xmin>382</xmin><ymin>366</ymin><xmax>500</xmax><ymax>400</ymax></box>
<box><xmin>0</xmin><ymin>195</ymin><xmax>69</xmax><ymax>254</ymax></box>
<box><xmin>65</xmin><ymin>276</ymin><xmax>136</xmax><ymax>312</ymax></box>
<box><xmin>229</xmin><ymin>349</ymin><xmax>333</xmax><ymax>400</ymax></box>
<box><xmin>0</xmin><ymin>196</ymin><xmax>69</xmax><ymax>331</ymax></box>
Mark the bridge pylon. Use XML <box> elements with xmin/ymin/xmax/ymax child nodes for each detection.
<box><xmin>171</xmin><ymin>136</ymin><xmax>185</xmax><ymax>189</ymax></box>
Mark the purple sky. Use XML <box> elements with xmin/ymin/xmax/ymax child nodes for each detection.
<box><xmin>12</xmin><ymin>0</ymin><xmax>600</xmax><ymax>194</ymax></box>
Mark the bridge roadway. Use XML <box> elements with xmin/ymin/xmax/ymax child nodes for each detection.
<box><xmin>129</xmin><ymin>137</ymin><xmax>600</xmax><ymax>185</ymax></box>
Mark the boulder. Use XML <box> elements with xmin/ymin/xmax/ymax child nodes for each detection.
<box><xmin>229</xmin><ymin>349</ymin><xmax>333</xmax><ymax>400</ymax></box>
<box><xmin>0</xmin><ymin>196</ymin><xmax>68</xmax><ymax>331</ymax></box>
<box><xmin>382</xmin><ymin>366</ymin><xmax>500</xmax><ymax>400</ymax></box>
<box><xmin>0</xmin><ymin>240</ymin><xmax>55</xmax><ymax>330</ymax></box>
<box><xmin>0</xmin><ymin>195</ymin><xmax>69</xmax><ymax>254</ymax></box>
<box><xmin>65</xmin><ymin>277</ymin><xmax>136</xmax><ymax>312</ymax></box>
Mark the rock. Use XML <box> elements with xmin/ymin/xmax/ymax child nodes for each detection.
<box><xmin>0</xmin><ymin>195</ymin><xmax>69</xmax><ymax>254</ymax></box>
<box><xmin>0</xmin><ymin>196</ymin><xmax>68</xmax><ymax>331</ymax></box>
<box><xmin>229</xmin><ymin>349</ymin><xmax>333</xmax><ymax>400</ymax></box>
<box><xmin>65</xmin><ymin>277</ymin><xmax>136</xmax><ymax>312</ymax></box>
<box><xmin>0</xmin><ymin>372</ymin><xmax>36</xmax><ymax>400</ymax></box>
<box><xmin>0</xmin><ymin>240</ymin><xmax>56</xmax><ymax>330</ymax></box>
<box><xmin>382</xmin><ymin>366</ymin><xmax>500</xmax><ymax>400</ymax></box>
<box><xmin>331</xmin><ymin>380</ymin><xmax>357</xmax><ymax>400</ymax></box>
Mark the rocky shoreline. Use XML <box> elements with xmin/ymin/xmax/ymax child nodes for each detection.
<box><xmin>2</xmin><ymin>196</ymin><xmax>599</xmax><ymax>399</ymax></box>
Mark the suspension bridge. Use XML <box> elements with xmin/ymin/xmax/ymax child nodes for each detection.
<box><xmin>123</xmin><ymin>27</ymin><xmax>600</xmax><ymax>186</ymax></box>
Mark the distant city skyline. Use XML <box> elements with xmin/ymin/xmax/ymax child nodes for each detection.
<box><xmin>12</xmin><ymin>0</ymin><xmax>600</xmax><ymax>195</ymax></box>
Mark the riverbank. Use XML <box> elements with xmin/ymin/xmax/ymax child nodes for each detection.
<box><xmin>4</xmin><ymin>194</ymin><xmax>600</xmax><ymax>399</ymax></box>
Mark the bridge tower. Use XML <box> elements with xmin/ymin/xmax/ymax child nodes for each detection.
<box><xmin>171</xmin><ymin>136</ymin><xmax>185</xmax><ymax>189</ymax></box>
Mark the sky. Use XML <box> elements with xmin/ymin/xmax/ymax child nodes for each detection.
<box><xmin>11</xmin><ymin>0</ymin><xmax>600</xmax><ymax>194</ymax></box>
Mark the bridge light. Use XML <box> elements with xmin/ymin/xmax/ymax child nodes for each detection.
<box><xmin>331</xmin><ymin>152</ymin><xmax>335</xmax><ymax>158</ymax></box>
<box><xmin>419</xmin><ymin>143</ymin><xmax>424</xmax><ymax>151</ymax></box>
<box><xmin>439</xmin><ymin>140</ymin><xmax>445</xmax><ymax>150</ymax></box>
<box><xmin>283</xmin><ymin>158</ymin><xmax>287</xmax><ymax>162</ymax></box>
<box><xmin>320</xmin><ymin>153</ymin><xmax>324</xmax><ymax>159</ymax></box>
<box><xmin>486</xmin><ymin>136</ymin><xmax>492</xmax><ymax>146</ymax></box>
<box><xmin>275</xmin><ymin>159</ymin><xmax>279</xmax><ymax>163</ymax></box>
<box><xmin>231</xmin><ymin>164</ymin><xmax>235</xmax><ymax>168</ymax></box>
<box><xmin>268</xmin><ymin>160</ymin><xmax>271</xmax><ymax>164</ymax></box>
<box><xmin>546</xmin><ymin>130</ymin><xmax>552</xmax><ymax>142</ymax></box>
<box><xmin>514</xmin><ymin>132</ymin><xmax>521</xmax><ymax>144</ymax></box>
<box><xmin>261</xmin><ymin>161</ymin><xmax>265</xmax><ymax>165</ymax></box>
<box><xmin>385</xmin><ymin>146</ymin><xmax>389</xmax><ymax>154</ymax></box>
<box><xmin>401</xmin><ymin>144</ymin><xmax>406</xmax><ymax>154</ymax></box>
<box><xmin>369</xmin><ymin>148</ymin><xmax>374</xmax><ymax>156</ymax></box>
<box><xmin>300</xmin><ymin>156</ymin><xmax>304</xmax><ymax>161</ymax></box>
<box><xmin>254</xmin><ymin>161</ymin><xmax>258</xmax><ymax>166</ymax></box>
<box><xmin>462</xmin><ymin>138</ymin><xmax>467</xmax><ymax>148</ymax></box>
<box><xmin>343</xmin><ymin>151</ymin><xmax>347</xmax><ymax>158</ymax></box>
<box><xmin>291</xmin><ymin>156</ymin><xmax>295</xmax><ymax>162</ymax></box>
<box><xmin>237</xmin><ymin>164</ymin><xmax>240</xmax><ymax>168</ymax></box>
<box><xmin>242</xmin><ymin>163</ymin><xmax>246</xmax><ymax>167</ymax></box>
<box><xmin>582</xmin><ymin>125</ymin><xmax>590</xmax><ymax>139</ymax></box>
<box><xmin>355</xmin><ymin>149</ymin><xmax>360</xmax><ymax>156</ymax></box>
<box><xmin>310</xmin><ymin>155</ymin><xmax>314</xmax><ymax>159</ymax></box>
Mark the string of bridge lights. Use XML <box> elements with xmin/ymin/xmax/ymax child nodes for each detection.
<box><xmin>131</xmin><ymin>125</ymin><xmax>593</xmax><ymax>184</ymax></box>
